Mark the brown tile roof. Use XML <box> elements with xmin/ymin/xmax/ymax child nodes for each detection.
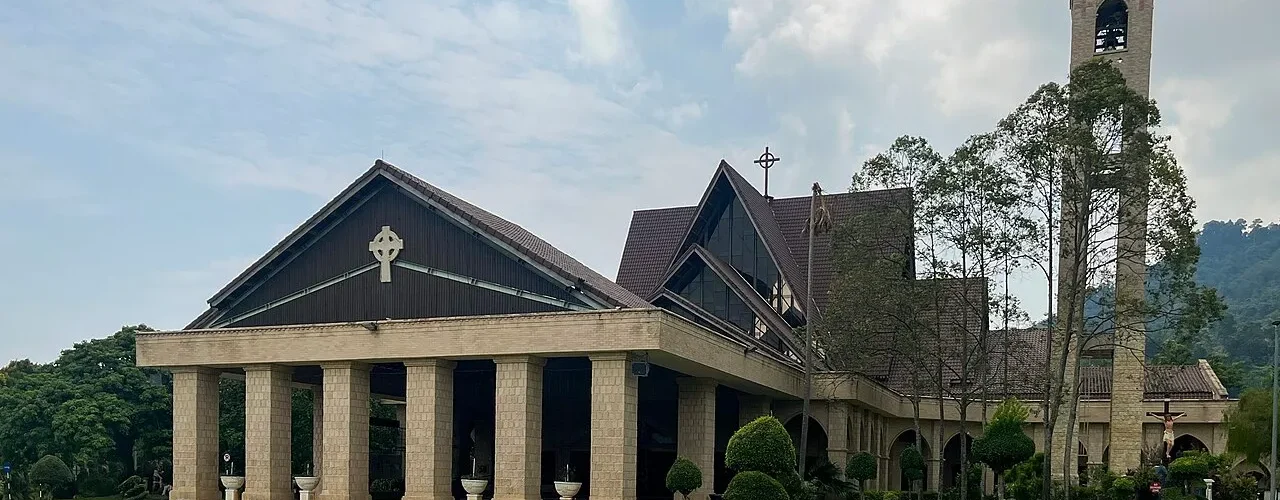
<box><xmin>192</xmin><ymin>160</ymin><xmax>646</xmax><ymax>327</ymax></box>
<box><xmin>615</xmin><ymin>163</ymin><xmax>913</xmax><ymax>314</ymax></box>
<box><xmin>890</xmin><ymin>328</ymin><xmax>1230</xmax><ymax>400</ymax></box>
<box><xmin>616</xmin><ymin>206</ymin><xmax>696</xmax><ymax>298</ymax></box>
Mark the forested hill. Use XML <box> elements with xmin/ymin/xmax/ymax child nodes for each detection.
<box><xmin>1165</xmin><ymin>219</ymin><xmax>1280</xmax><ymax>393</ymax></box>
<box><xmin>1196</xmin><ymin>220</ymin><xmax>1280</xmax><ymax>359</ymax></box>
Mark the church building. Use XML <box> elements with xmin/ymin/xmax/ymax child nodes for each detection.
<box><xmin>139</xmin><ymin>158</ymin><xmax>1233</xmax><ymax>500</ymax></box>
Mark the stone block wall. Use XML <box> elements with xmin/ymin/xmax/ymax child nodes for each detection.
<box><xmin>244</xmin><ymin>365</ymin><xmax>292</xmax><ymax>500</ymax></box>
<box><xmin>404</xmin><ymin>359</ymin><xmax>455</xmax><ymax>500</ymax></box>
<box><xmin>589</xmin><ymin>353</ymin><xmax>639</xmax><ymax>500</ymax></box>
<box><xmin>677</xmin><ymin>378</ymin><xmax>717</xmax><ymax>500</ymax></box>
<box><xmin>320</xmin><ymin>363</ymin><xmax>371</xmax><ymax>500</ymax></box>
<box><xmin>172</xmin><ymin>368</ymin><xmax>220</xmax><ymax>500</ymax></box>
<box><xmin>494</xmin><ymin>356</ymin><xmax>544</xmax><ymax>500</ymax></box>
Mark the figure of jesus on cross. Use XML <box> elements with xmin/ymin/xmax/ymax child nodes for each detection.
<box><xmin>1147</xmin><ymin>398</ymin><xmax>1186</xmax><ymax>460</ymax></box>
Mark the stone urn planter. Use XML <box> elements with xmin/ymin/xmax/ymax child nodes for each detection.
<box><xmin>461</xmin><ymin>478</ymin><xmax>489</xmax><ymax>500</ymax></box>
<box><xmin>294</xmin><ymin>476</ymin><xmax>320</xmax><ymax>500</ymax></box>
<box><xmin>219</xmin><ymin>476</ymin><xmax>244</xmax><ymax>500</ymax></box>
<box><xmin>553</xmin><ymin>481</ymin><xmax>582</xmax><ymax>500</ymax></box>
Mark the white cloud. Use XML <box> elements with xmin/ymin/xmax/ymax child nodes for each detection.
<box><xmin>1159</xmin><ymin>78</ymin><xmax>1238</xmax><ymax>161</ymax></box>
<box><xmin>930</xmin><ymin>38</ymin><xmax>1040</xmax><ymax>117</ymax></box>
<box><xmin>727</xmin><ymin>0</ymin><xmax>963</xmax><ymax>76</ymax></box>
<box><xmin>656</xmin><ymin>101</ymin><xmax>707</xmax><ymax>129</ymax></box>
<box><xmin>836</xmin><ymin>107</ymin><xmax>856</xmax><ymax>155</ymax></box>
<box><xmin>567</xmin><ymin>0</ymin><xmax>628</xmax><ymax>67</ymax></box>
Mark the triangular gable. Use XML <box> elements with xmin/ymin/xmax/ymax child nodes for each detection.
<box><xmin>657</xmin><ymin>244</ymin><xmax>800</xmax><ymax>360</ymax></box>
<box><xmin>662</xmin><ymin>161</ymin><xmax>807</xmax><ymax>323</ymax></box>
<box><xmin>190</xmin><ymin>161</ymin><xmax>645</xmax><ymax>329</ymax></box>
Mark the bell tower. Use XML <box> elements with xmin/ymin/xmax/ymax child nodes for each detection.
<box><xmin>1070</xmin><ymin>0</ymin><xmax>1154</xmax><ymax>95</ymax></box>
<box><xmin>1058</xmin><ymin>0</ymin><xmax>1156</xmax><ymax>476</ymax></box>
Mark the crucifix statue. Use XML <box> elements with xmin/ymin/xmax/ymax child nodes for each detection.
<box><xmin>368</xmin><ymin>225</ymin><xmax>404</xmax><ymax>283</ymax></box>
<box><xmin>1147</xmin><ymin>398</ymin><xmax>1186</xmax><ymax>460</ymax></box>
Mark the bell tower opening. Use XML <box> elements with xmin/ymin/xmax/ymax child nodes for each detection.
<box><xmin>1095</xmin><ymin>0</ymin><xmax>1129</xmax><ymax>53</ymax></box>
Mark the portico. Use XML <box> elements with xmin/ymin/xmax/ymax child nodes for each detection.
<box><xmin>138</xmin><ymin>309</ymin><xmax>808</xmax><ymax>500</ymax></box>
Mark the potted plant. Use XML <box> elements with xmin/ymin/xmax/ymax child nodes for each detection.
<box><xmin>461</xmin><ymin>454</ymin><xmax>488</xmax><ymax>500</ymax></box>
<box><xmin>293</xmin><ymin>462</ymin><xmax>320</xmax><ymax>500</ymax></box>
<box><xmin>553</xmin><ymin>464</ymin><xmax>582</xmax><ymax>500</ymax></box>
<box><xmin>219</xmin><ymin>454</ymin><xmax>244</xmax><ymax>500</ymax></box>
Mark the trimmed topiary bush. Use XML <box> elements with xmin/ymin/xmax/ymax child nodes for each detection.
<box><xmin>725</xmin><ymin>416</ymin><xmax>796</xmax><ymax>476</ymax></box>
<box><xmin>847</xmin><ymin>451</ymin><xmax>878</xmax><ymax>499</ymax></box>
<box><xmin>666</xmin><ymin>456</ymin><xmax>702</xmax><ymax>499</ymax></box>
<box><xmin>29</xmin><ymin>455</ymin><xmax>73</xmax><ymax>500</ymax></box>
<box><xmin>775</xmin><ymin>468</ymin><xmax>810</xmax><ymax>500</ymax></box>
<box><xmin>724</xmin><ymin>470</ymin><xmax>789</xmax><ymax>500</ymax></box>
<box><xmin>900</xmin><ymin>446</ymin><xmax>925</xmax><ymax>484</ymax></box>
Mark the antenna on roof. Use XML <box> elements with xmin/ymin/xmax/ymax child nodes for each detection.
<box><xmin>753</xmin><ymin>146</ymin><xmax>780</xmax><ymax>200</ymax></box>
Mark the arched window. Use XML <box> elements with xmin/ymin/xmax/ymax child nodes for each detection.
<box><xmin>1095</xmin><ymin>0</ymin><xmax>1129</xmax><ymax>53</ymax></box>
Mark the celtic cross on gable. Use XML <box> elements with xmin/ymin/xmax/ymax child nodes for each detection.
<box><xmin>368</xmin><ymin>225</ymin><xmax>404</xmax><ymax>283</ymax></box>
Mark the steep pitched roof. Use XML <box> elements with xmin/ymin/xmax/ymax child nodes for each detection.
<box><xmin>718</xmin><ymin>162</ymin><xmax>808</xmax><ymax>312</ymax></box>
<box><xmin>191</xmin><ymin>160</ymin><xmax>645</xmax><ymax>328</ymax></box>
<box><xmin>617</xmin><ymin>174</ymin><xmax>913</xmax><ymax>313</ymax></box>
<box><xmin>879</xmin><ymin>327</ymin><xmax>1230</xmax><ymax>400</ymax></box>
<box><xmin>376</xmin><ymin>161</ymin><xmax>648</xmax><ymax>308</ymax></box>
<box><xmin>656</xmin><ymin>161</ymin><xmax>808</xmax><ymax>310</ymax></box>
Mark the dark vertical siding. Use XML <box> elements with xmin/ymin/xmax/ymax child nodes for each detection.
<box><xmin>229</xmin><ymin>268</ymin><xmax>561</xmax><ymax>327</ymax></box>
<box><xmin>221</xmin><ymin>179</ymin><xmax>575</xmax><ymax>327</ymax></box>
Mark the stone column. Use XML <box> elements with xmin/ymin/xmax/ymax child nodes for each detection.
<box><xmin>494</xmin><ymin>355</ymin><xmax>544</xmax><ymax>500</ymax></box>
<box><xmin>849</xmin><ymin>407</ymin><xmax>862</xmax><ymax>455</ymax></box>
<box><xmin>311</xmin><ymin>388</ymin><xmax>323</xmax><ymax>478</ymax></box>
<box><xmin>737</xmin><ymin>394</ymin><xmax>772</xmax><ymax>427</ymax></box>
<box><xmin>319</xmin><ymin>362</ymin><xmax>371</xmax><ymax>500</ymax></box>
<box><xmin>589</xmin><ymin>353</ymin><xmax>639</xmax><ymax>500</ymax></box>
<box><xmin>244</xmin><ymin>365</ymin><xmax>293</xmax><ymax>500</ymax></box>
<box><xmin>928</xmin><ymin>422</ymin><xmax>943</xmax><ymax>492</ymax></box>
<box><xmin>172</xmin><ymin>367</ymin><xmax>220</xmax><ymax>500</ymax></box>
<box><xmin>677</xmin><ymin>378</ymin><xmax>717</xmax><ymax>500</ymax></box>
<box><xmin>403</xmin><ymin>359</ymin><xmax>455</xmax><ymax>500</ymax></box>
<box><xmin>827</xmin><ymin>401</ymin><xmax>850</xmax><ymax>469</ymax></box>
<box><xmin>876</xmin><ymin>415</ymin><xmax>887</xmax><ymax>491</ymax></box>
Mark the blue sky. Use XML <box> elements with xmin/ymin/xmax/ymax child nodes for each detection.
<box><xmin>2</xmin><ymin>0</ymin><xmax>1277</xmax><ymax>363</ymax></box>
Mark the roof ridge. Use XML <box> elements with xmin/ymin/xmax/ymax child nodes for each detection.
<box><xmin>716</xmin><ymin>161</ymin><xmax>809</xmax><ymax>315</ymax></box>
<box><xmin>1198</xmin><ymin>358</ymin><xmax>1229</xmax><ymax>398</ymax></box>
<box><xmin>374</xmin><ymin>160</ymin><xmax>648</xmax><ymax>309</ymax></box>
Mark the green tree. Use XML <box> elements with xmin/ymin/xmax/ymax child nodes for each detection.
<box><xmin>995</xmin><ymin>58</ymin><xmax>1223</xmax><ymax>495</ymax></box>
<box><xmin>1167</xmin><ymin>451</ymin><xmax>1218</xmax><ymax>491</ymax></box>
<box><xmin>0</xmin><ymin>326</ymin><xmax>174</xmax><ymax>479</ymax></box>
<box><xmin>972</xmin><ymin>399</ymin><xmax>1036</xmax><ymax>499</ymax></box>
<box><xmin>726</xmin><ymin>417</ymin><xmax>796</xmax><ymax>476</ymax></box>
<box><xmin>665</xmin><ymin>456</ymin><xmax>702</xmax><ymax>499</ymax></box>
<box><xmin>29</xmin><ymin>455</ymin><xmax>72</xmax><ymax>500</ymax></box>
<box><xmin>1002</xmin><ymin>453</ymin><xmax>1044</xmax><ymax>500</ymax></box>
<box><xmin>846</xmin><ymin>452</ymin><xmax>877</xmax><ymax>500</ymax></box>
<box><xmin>670</xmin><ymin>457</ymin><xmax>701</xmax><ymax>500</ymax></box>
<box><xmin>825</xmin><ymin>137</ymin><xmax>949</xmax><ymax>500</ymax></box>
<box><xmin>1226</xmin><ymin>388</ymin><xmax>1272</xmax><ymax>467</ymax></box>
<box><xmin>900</xmin><ymin>446</ymin><xmax>925</xmax><ymax>496</ymax></box>
<box><xmin>727</xmin><ymin>417</ymin><xmax>802</xmax><ymax>500</ymax></box>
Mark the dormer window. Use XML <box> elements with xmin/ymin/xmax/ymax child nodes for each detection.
<box><xmin>1095</xmin><ymin>0</ymin><xmax>1129</xmax><ymax>53</ymax></box>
